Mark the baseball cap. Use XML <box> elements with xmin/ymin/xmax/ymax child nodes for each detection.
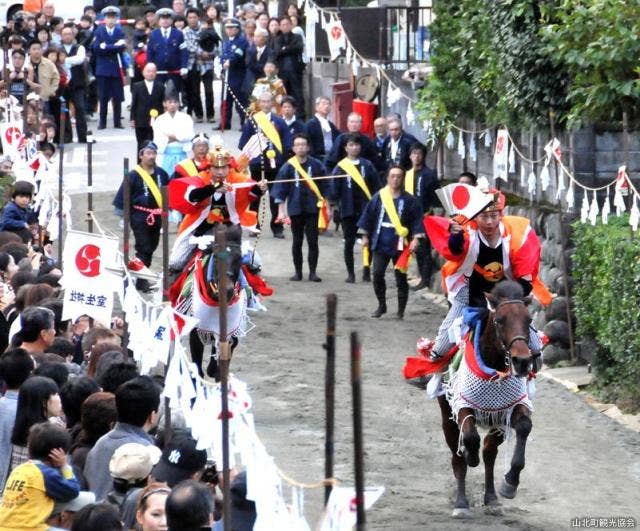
<box><xmin>151</xmin><ymin>434</ymin><xmax>208</xmax><ymax>487</ymax></box>
<box><xmin>110</xmin><ymin>443</ymin><xmax>162</xmax><ymax>482</ymax></box>
<box><xmin>52</xmin><ymin>491</ymin><xmax>96</xmax><ymax>515</ymax></box>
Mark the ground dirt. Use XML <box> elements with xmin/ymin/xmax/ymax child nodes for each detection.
<box><xmin>76</xmin><ymin>183</ymin><xmax>640</xmax><ymax>530</ymax></box>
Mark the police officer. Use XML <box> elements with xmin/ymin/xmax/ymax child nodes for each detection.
<box><xmin>219</xmin><ymin>17</ymin><xmax>249</xmax><ymax>130</ymax></box>
<box><xmin>92</xmin><ymin>6</ymin><xmax>126</xmax><ymax>129</ymax></box>
<box><xmin>146</xmin><ymin>8</ymin><xmax>188</xmax><ymax>97</ymax></box>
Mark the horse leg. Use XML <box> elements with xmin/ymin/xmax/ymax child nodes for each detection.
<box><xmin>458</xmin><ymin>407</ymin><xmax>480</xmax><ymax>468</ymax></box>
<box><xmin>189</xmin><ymin>330</ymin><xmax>205</xmax><ymax>377</ymax></box>
<box><xmin>437</xmin><ymin>396</ymin><xmax>472</xmax><ymax>517</ymax></box>
<box><xmin>499</xmin><ymin>404</ymin><xmax>532</xmax><ymax>499</ymax></box>
<box><xmin>483</xmin><ymin>428</ymin><xmax>504</xmax><ymax>507</ymax></box>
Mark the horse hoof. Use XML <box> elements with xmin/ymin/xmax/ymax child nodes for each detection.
<box><xmin>452</xmin><ymin>507</ymin><xmax>473</xmax><ymax>519</ymax></box>
<box><xmin>498</xmin><ymin>478</ymin><xmax>518</xmax><ymax>499</ymax></box>
<box><xmin>484</xmin><ymin>494</ymin><xmax>500</xmax><ymax>507</ymax></box>
<box><xmin>484</xmin><ymin>505</ymin><xmax>503</xmax><ymax>516</ymax></box>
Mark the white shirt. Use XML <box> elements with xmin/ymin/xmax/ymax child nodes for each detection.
<box><xmin>144</xmin><ymin>80</ymin><xmax>154</xmax><ymax>95</ymax></box>
<box><xmin>390</xmin><ymin>137</ymin><xmax>399</xmax><ymax>160</ymax></box>
<box><xmin>256</xmin><ymin>45</ymin><xmax>266</xmax><ymax>60</ymax></box>
<box><xmin>162</xmin><ymin>28</ymin><xmax>170</xmax><ymax>39</ymax></box>
<box><xmin>153</xmin><ymin>111</ymin><xmax>195</xmax><ymax>161</ymax></box>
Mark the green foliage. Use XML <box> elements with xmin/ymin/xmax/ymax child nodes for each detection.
<box><xmin>572</xmin><ymin>216</ymin><xmax>640</xmax><ymax>410</ymax></box>
<box><xmin>417</xmin><ymin>0</ymin><xmax>568</xmax><ymax>132</ymax></box>
<box><xmin>541</xmin><ymin>0</ymin><xmax>640</xmax><ymax>127</ymax></box>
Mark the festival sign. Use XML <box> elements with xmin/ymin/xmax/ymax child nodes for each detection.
<box><xmin>0</xmin><ymin>120</ymin><xmax>25</xmax><ymax>157</ymax></box>
<box><xmin>61</xmin><ymin>230</ymin><xmax>119</xmax><ymax>325</ymax></box>
<box><xmin>325</xmin><ymin>18</ymin><xmax>346</xmax><ymax>61</ymax></box>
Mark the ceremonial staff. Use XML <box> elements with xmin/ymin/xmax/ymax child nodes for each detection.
<box><xmin>216</xmin><ymin>225</ymin><xmax>232</xmax><ymax>531</ymax></box>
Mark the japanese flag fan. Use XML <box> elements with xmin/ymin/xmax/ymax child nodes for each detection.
<box><xmin>436</xmin><ymin>183</ymin><xmax>494</xmax><ymax>221</ymax></box>
<box><xmin>240</xmin><ymin>132</ymin><xmax>268</xmax><ymax>160</ymax></box>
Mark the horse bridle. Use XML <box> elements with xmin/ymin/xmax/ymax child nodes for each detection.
<box><xmin>492</xmin><ymin>299</ymin><xmax>541</xmax><ymax>373</ymax></box>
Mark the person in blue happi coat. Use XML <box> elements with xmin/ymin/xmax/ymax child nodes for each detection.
<box><xmin>238</xmin><ymin>92</ymin><xmax>291</xmax><ymax>238</ymax></box>
<box><xmin>330</xmin><ymin>134</ymin><xmax>381</xmax><ymax>284</ymax></box>
<box><xmin>358</xmin><ymin>166</ymin><xmax>425</xmax><ymax>319</ymax></box>
<box><xmin>272</xmin><ymin>133</ymin><xmax>329</xmax><ymax>282</ymax></box>
<box><xmin>218</xmin><ymin>17</ymin><xmax>249</xmax><ymax>130</ymax></box>
<box><xmin>113</xmin><ymin>141</ymin><xmax>170</xmax><ymax>292</ymax></box>
<box><xmin>146</xmin><ymin>8</ymin><xmax>189</xmax><ymax>99</ymax></box>
<box><xmin>92</xmin><ymin>6</ymin><xmax>126</xmax><ymax>129</ymax></box>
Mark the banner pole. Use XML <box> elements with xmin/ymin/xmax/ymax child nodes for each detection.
<box><xmin>122</xmin><ymin>158</ymin><xmax>130</xmax><ymax>351</ymax></box>
<box><xmin>57</xmin><ymin>99</ymin><xmax>67</xmax><ymax>266</ymax></box>
<box><xmin>161</xmin><ymin>185</ymin><xmax>172</xmax><ymax>443</ymax></box>
<box><xmin>351</xmin><ymin>331</ymin><xmax>366</xmax><ymax>530</ymax></box>
<box><xmin>87</xmin><ymin>134</ymin><xmax>94</xmax><ymax>233</ymax></box>
<box><xmin>324</xmin><ymin>293</ymin><xmax>337</xmax><ymax>506</ymax></box>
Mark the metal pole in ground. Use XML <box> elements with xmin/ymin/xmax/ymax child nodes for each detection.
<box><xmin>324</xmin><ymin>293</ymin><xmax>337</xmax><ymax>506</ymax></box>
<box><xmin>351</xmin><ymin>331</ymin><xmax>365</xmax><ymax>530</ymax></box>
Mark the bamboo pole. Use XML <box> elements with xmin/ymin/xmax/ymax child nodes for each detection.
<box><xmin>87</xmin><ymin>135</ymin><xmax>93</xmax><ymax>233</ymax></box>
<box><xmin>57</xmin><ymin>99</ymin><xmax>67</xmax><ymax>266</ymax></box>
<box><xmin>161</xmin><ymin>185</ymin><xmax>172</xmax><ymax>443</ymax></box>
<box><xmin>216</xmin><ymin>225</ymin><xmax>231</xmax><ymax>531</ymax></box>
<box><xmin>351</xmin><ymin>332</ymin><xmax>365</xmax><ymax>530</ymax></box>
<box><xmin>122</xmin><ymin>158</ymin><xmax>130</xmax><ymax>351</ymax></box>
<box><xmin>324</xmin><ymin>294</ymin><xmax>337</xmax><ymax>506</ymax></box>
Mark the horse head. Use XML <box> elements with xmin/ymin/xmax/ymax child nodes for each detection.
<box><xmin>202</xmin><ymin>224</ymin><xmax>244</xmax><ymax>303</ymax></box>
<box><xmin>484</xmin><ymin>281</ymin><xmax>538</xmax><ymax>378</ymax></box>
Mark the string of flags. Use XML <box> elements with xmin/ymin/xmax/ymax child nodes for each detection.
<box><xmin>299</xmin><ymin>0</ymin><xmax>419</xmax><ymax>124</ymax></box>
<box><xmin>445</xmin><ymin>125</ymin><xmax>639</xmax><ymax>230</ymax></box>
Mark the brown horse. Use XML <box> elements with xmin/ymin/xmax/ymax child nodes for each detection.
<box><xmin>438</xmin><ymin>280</ymin><xmax>540</xmax><ymax>518</ymax></box>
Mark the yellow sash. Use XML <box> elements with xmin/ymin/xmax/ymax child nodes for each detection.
<box><xmin>379</xmin><ymin>186</ymin><xmax>409</xmax><ymax>238</ymax></box>
<box><xmin>177</xmin><ymin>159</ymin><xmax>198</xmax><ymax>176</ymax></box>
<box><xmin>135</xmin><ymin>164</ymin><xmax>162</xmax><ymax>207</ymax></box>
<box><xmin>337</xmin><ymin>158</ymin><xmax>371</xmax><ymax>200</ymax></box>
<box><xmin>405</xmin><ymin>168</ymin><xmax>415</xmax><ymax>195</ymax></box>
<box><xmin>253</xmin><ymin>111</ymin><xmax>283</xmax><ymax>153</ymax></box>
<box><xmin>288</xmin><ymin>156</ymin><xmax>328</xmax><ymax>230</ymax></box>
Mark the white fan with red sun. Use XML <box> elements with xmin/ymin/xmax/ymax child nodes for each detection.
<box><xmin>436</xmin><ymin>183</ymin><xmax>494</xmax><ymax>221</ymax></box>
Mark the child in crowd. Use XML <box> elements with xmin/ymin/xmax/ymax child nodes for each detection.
<box><xmin>0</xmin><ymin>422</ymin><xmax>80</xmax><ymax>531</ymax></box>
<box><xmin>0</xmin><ymin>181</ymin><xmax>37</xmax><ymax>244</ymax></box>
<box><xmin>250</xmin><ymin>60</ymin><xmax>286</xmax><ymax>114</ymax></box>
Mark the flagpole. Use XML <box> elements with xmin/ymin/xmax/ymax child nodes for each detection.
<box><xmin>215</xmin><ymin>225</ymin><xmax>231</xmax><ymax>531</ymax></box>
<box><xmin>87</xmin><ymin>134</ymin><xmax>94</xmax><ymax>233</ymax></box>
<box><xmin>57</xmin><ymin>98</ymin><xmax>67</xmax><ymax>266</ymax></box>
<box><xmin>351</xmin><ymin>331</ymin><xmax>366</xmax><ymax>530</ymax></box>
<box><xmin>161</xmin><ymin>185</ymin><xmax>173</xmax><ymax>443</ymax></box>
<box><xmin>324</xmin><ymin>294</ymin><xmax>337</xmax><ymax>506</ymax></box>
<box><xmin>122</xmin><ymin>157</ymin><xmax>130</xmax><ymax>351</ymax></box>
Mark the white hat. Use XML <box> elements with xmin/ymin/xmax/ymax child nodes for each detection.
<box><xmin>109</xmin><ymin>443</ymin><xmax>162</xmax><ymax>481</ymax></box>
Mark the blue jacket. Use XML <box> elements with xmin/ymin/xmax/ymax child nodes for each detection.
<box><xmin>272</xmin><ymin>157</ymin><xmax>328</xmax><ymax>216</ymax></box>
<box><xmin>92</xmin><ymin>25</ymin><xmax>126</xmax><ymax>78</ymax></box>
<box><xmin>326</xmin><ymin>132</ymin><xmax>386</xmax><ymax>173</ymax></box>
<box><xmin>220</xmin><ymin>34</ymin><xmax>249</xmax><ymax>86</ymax></box>
<box><xmin>382</xmin><ymin>133</ymin><xmax>416</xmax><ymax>171</ymax></box>
<box><xmin>113</xmin><ymin>166</ymin><xmax>170</xmax><ymax>229</ymax></box>
<box><xmin>0</xmin><ymin>201</ymin><xmax>33</xmax><ymax>231</ymax></box>
<box><xmin>357</xmin><ymin>190</ymin><xmax>424</xmax><ymax>256</ymax></box>
<box><xmin>146</xmin><ymin>27</ymin><xmax>188</xmax><ymax>73</ymax></box>
<box><xmin>330</xmin><ymin>158</ymin><xmax>381</xmax><ymax>219</ymax></box>
<box><xmin>407</xmin><ymin>164</ymin><xmax>440</xmax><ymax>213</ymax></box>
<box><xmin>238</xmin><ymin>113</ymin><xmax>292</xmax><ymax>167</ymax></box>
<box><xmin>284</xmin><ymin>117</ymin><xmax>305</xmax><ymax>139</ymax></box>
<box><xmin>304</xmin><ymin>116</ymin><xmax>340</xmax><ymax>160</ymax></box>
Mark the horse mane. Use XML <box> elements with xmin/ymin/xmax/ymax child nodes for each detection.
<box><xmin>490</xmin><ymin>280</ymin><xmax>524</xmax><ymax>302</ymax></box>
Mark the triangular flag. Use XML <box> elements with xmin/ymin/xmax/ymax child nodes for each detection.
<box><xmin>630</xmin><ymin>195</ymin><xmax>640</xmax><ymax>231</ymax></box>
<box><xmin>469</xmin><ymin>134</ymin><xmax>477</xmax><ymax>162</ymax></box>
<box><xmin>580</xmin><ymin>192</ymin><xmax>589</xmax><ymax>224</ymax></box>
<box><xmin>508</xmin><ymin>143</ymin><xmax>515</xmax><ymax>173</ymax></box>
<box><xmin>602</xmin><ymin>187</ymin><xmax>611</xmax><ymax>224</ymax></box>
<box><xmin>457</xmin><ymin>131</ymin><xmax>465</xmax><ymax>159</ymax></box>
<box><xmin>588</xmin><ymin>191</ymin><xmax>599</xmax><ymax>226</ymax></box>
<box><xmin>527</xmin><ymin>169</ymin><xmax>537</xmax><ymax>195</ymax></box>
<box><xmin>483</xmin><ymin>129</ymin><xmax>492</xmax><ymax>148</ymax></box>
<box><xmin>565</xmin><ymin>181</ymin><xmax>575</xmax><ymax>209</ymax></box>
<box><xmin>445</xmin><ymin>130</ymin><xmax>455</xmax><ymax>150</ymax></box>
<box><xmin>540</xmin><ymin>166</ymin><xmax>550</xmax><ymax>191</ymax></box>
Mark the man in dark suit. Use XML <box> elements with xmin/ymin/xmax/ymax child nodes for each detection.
<box><xmin>238</xmin><ymin>92</ymin><xmax>292</xmax><ymax>238</ymax></box>
<box><xmin>304</xmin><ymin>96</ymin><xmax>339</xmax><ymax>162</ymax></box>
<box><xmin>280</xmin><ymin>96</ymin><xmax>305</xmax><ymax>139</ymax></box>
<box><xmin>373</xmin><ymin>116</ymin><xmax>388</xmax><ymax>157</ymax></box>
<box><xmin>271</xmin><ymin>16</ymin><xmax>304</xmax><ymax>118</ymax></box>
<box><xmin>382</xmin><ymin>117</ymin><xmax>415</xmax><ymax>171</ymax></box>
<box><xmin>245</xmin><ymin>27</ymin><xmax>269</xmax><ymax>94</ymax></box>
<box><xmin>130</xmin><ymin>63</ymin><xmax>165</xmax><ymax>154</ymax></box>
<box><xmin>326</xmin><ymin>112</ymin><xmax>386</xmax><ymax>173</ymax></box>
<box><xmin>146</xmin><ymin>8</ymin><xmax>188</xmax><ymax>94</ymax></box>
<box><xmin>92</xmin><ymin>6</ymin><xmax>126</xmax><ymax>129</ymax></box>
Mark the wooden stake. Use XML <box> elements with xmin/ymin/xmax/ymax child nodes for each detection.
<box><xmin>351</xmin><ymin>332</ymin><xmax>365</xmax><ymax>530</ymax></box>
<box><xmin>87</xmin><ymin>136</ymin><xmax>93</xmax><ymax>233</ymax></box>
<box><xmin>216</xmin><ymin>225</ymin><xmax>231</xmax><ymax>531</ymax></box>
<box><xmin>57</xmin><ymin>100</ymin><xmax>66</xmax><ymax>266</ymax></box>
<box><xmin>324</xmin><ymin>293</ymin><xmax>337</xmax><ymax>506</ymax></box>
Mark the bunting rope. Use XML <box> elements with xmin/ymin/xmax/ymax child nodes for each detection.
<box><xmin>506</xmin><ymin>131</ymin><xmax>546</xmax><ymax>165</ymax></box>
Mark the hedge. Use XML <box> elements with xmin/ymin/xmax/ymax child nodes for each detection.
<box><xmin>571</xmin><ymin>216</ymin><xmax>640</xmax><ymax>409</ymax></box>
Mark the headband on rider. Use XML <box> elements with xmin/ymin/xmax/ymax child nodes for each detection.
<box><xmin>139</xmin><ymin>141</ymin><xmax>158</xmax><ymax>154</ymax></box>
<box><xmin>191</xmin><ymin>133</ymin><xmax>210</xmax><ymax>147</ymax></box>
